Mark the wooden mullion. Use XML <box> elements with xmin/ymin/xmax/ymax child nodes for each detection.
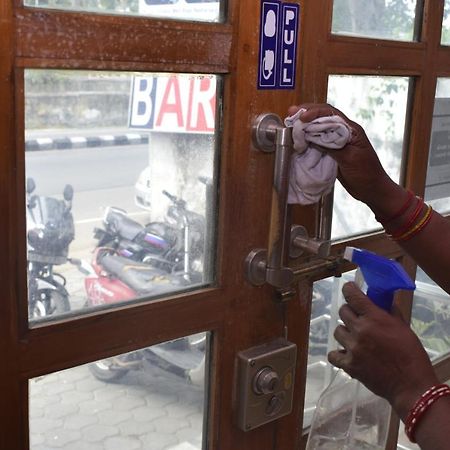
<box><xmin>326</xmin><ymin>39</ymin><xmax>426</xmax><ymax>75</ymax></box>
<box><xmin>19</xmin><ymin>287</ymin><xmax>227</xmax><ymax>376</ymax></box>
<box><xmin>404</xmin><ymin>0</ymin><xmax>443</xmax><ymax>196</ymax></box>
<box><xmin>16</xmin><ymin>8</ymin><xmax>232</xmax><ymax>72</ymax></box>
<box><xmin>0</xmin><ymin>1</ymin><xmax>23</xmax><ymax>449</ymax></box>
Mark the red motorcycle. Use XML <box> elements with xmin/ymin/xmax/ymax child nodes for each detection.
<box><xmin>75</xmin><ymin>248</ymin><xmax>206</xmax><ymax>384</ymax></box>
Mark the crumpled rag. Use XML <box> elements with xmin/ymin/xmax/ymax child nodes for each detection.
<box><xmin>284</xmin><ymin>109</ymin><xmax>352</xmax><ymax>205</ymax></box>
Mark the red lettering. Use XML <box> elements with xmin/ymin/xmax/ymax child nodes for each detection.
<box><xmin>186</xmin><ymin>77</ymin><xmax>216</xmax><ymax>132</ymax></box>
<box><xmin>156</xmin><ymin>77</ymin><xmax>184</xmax><ymax>127</ymax></box>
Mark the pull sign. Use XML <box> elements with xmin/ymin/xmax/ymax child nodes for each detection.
<box><xmin>258</xmin><ymin>1</ymin><xmax>300</xmax><ymax>90</ymax></box>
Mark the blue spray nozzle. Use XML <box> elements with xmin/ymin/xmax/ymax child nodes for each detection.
<box><xmin>344</xmin><ymin>247</ymin><xmax>416</xmax><ymax>311</ymax></box>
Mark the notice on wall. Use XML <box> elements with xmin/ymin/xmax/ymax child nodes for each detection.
<box><xmin>258</xmin><ymin>1</ymin><xmax>300</xmax><ymax>90</ymax></box>
<box><xmin>425</xmin><ymin>98</ymin><xmax>450</xmax><ymax>201</ymax></box>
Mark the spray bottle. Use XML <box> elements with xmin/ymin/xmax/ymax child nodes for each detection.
<box><xmin>306</xmin><ymin>247</ymin><xmax>415</xmax><ymax>450</ymax></box>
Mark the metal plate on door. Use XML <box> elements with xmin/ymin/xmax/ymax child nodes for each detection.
<box><xmin>235</xmin><ymin>338</ymin><xmax>297</xmax><ymax>431</ymax></box>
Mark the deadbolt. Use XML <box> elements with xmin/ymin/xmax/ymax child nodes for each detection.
<box><xmin>253</xmin><ymin>367</ymin><xmax>279</xmax><ymax>395</ymax></box>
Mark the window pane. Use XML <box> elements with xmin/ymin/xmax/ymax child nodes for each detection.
<box><xmin>443</xmin><ymin>0</ymin><xmax>450</xmax><ymax>45</ymax></box>
<box><xmin>25</xmin><ymin>70</ymin><xmax>219</xmax><ymax>325</ymax></box>
<box><xmin>425</xmin><ymin>78</ymin><xmax>450</xmax><ymax>214</ymax></box>
<box><xmin>23</xmin><ymin>0</ymin><xmax>222</xmax><ymax>22</ymax></box>
<box><xmin>328</xmin><ymin>75</ymin><xmax>410</xmax><ymax>240</ymax></box>
<box><xmin>30</xmin><ymin>332</ymin><xmax>209</xmax><ymax>450</ymax></box>
<box><xmin>332</xmin><ymin>0</ymin><xmax>418</xmax><ymax>41</ymax></box>
<box><xmin>411</xmin><ymin>268</ymin><xmax>450</xmax><ymax>362</ymax></box>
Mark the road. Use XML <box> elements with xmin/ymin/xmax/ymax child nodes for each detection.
<box><xmin>26</xmin><ymin>145</ymin><xmax>151</xmax><ymax>252</ymax></box>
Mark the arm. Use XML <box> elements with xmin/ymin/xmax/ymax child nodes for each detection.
<box><xmin>292</xmin><ymin>104</ymin><xmax>450</xmax><ymax>293</ymax></box>
<box><xmin>330</xmin><ymin>282</ymin><xmax>450</xmax><ymax>450</ymax></box>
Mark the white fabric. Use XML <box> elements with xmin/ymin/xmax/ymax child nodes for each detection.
<box><xmin>284</xmin><ymin>109</ymin><xmax>352</xmax><ymax>205</ymax></box>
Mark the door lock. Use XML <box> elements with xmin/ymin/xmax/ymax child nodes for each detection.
<box><xmin>235</xmin><ymin>338</ymin><xmax>297</xmax><ymax>431</ymax></box>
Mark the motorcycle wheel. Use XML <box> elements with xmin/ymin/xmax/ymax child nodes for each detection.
<box><xmin>88</xmin><ymin>358</ymin><xmax>130</xmax><ymax>382</ymax></box>
<box><xmin>29</xmin><ymin>289</ymin><xmax>70</xmax><ymax>319</ymax></box>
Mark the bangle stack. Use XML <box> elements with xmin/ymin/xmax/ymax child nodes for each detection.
<box><xmin>377</xmin><ymin>192</ymin><xmax>433</xmax><ymax>242</ymax></box>
<box><xmin>405</xmin><ymin>384</ymin><xmax>450</xmax><ymax>443</ymax></box>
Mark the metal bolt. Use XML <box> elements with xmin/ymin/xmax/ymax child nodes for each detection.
<box><xmin>250</xmin><ymin>360</ymin><xmax>255</xmax><ymax>367</ymax></box>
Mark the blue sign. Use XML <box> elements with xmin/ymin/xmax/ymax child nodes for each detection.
<box><xmin>258</xmin><ymin>1</ymin><xmax>300</xmax><ymax>90</ymax></box>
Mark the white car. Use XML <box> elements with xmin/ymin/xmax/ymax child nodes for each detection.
<box><xmin>135</xmin><ymin>166</ymin><xmax>152</xmax><ymax>210</ymax></box>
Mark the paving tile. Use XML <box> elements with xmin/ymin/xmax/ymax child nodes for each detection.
<box><xmin>112</xmin><ymin>394</ymin><xmax>146</xmax><ymax>411</ymax></box>
<box><xmin>118</xmin><ymin>418</ymin><xmax>155</xmax><ymax>436</ymax></box>
<box><xmin>79</xmin><ymin>399</ymin><xmax>113</xmax><ymax>416</ymax></box>
<box><xmin>152</xmin><ymin>416</ymin><xmax>190</xmax><ymax>435</ymax></box>
<box><xmin>43</xmin><ymin>428</ymin><xmax>81</xmax><ymax>448</ymax></box>
<box><xmin>30</xmin><ymin>417</ymin><xmax>63</xmax><ymax>435</ymax></box>
<box><xmin>64</xmin><ymin>441</ymin><xmax>104</xmax><ymax>450</ymax></box>
<box><xmin>94</xmin><ymin>386</ymin><xmax>128</xmax><ymax>402</ymax></box>
<box><xmin>140</xmin><ymin>432</ymin><xmax>178</xmax><ymax>450</ymax></box>
<box><xmin>44</xmin><ymin>402</ymin><xmax>79</xmax><ymax>420</ymax></box>
<box><xmin>97</xmin><ymin>409</ymin><xmax>132</xmax><ymax>426</ymax></box>
<box><xmin>81</xmin><ymin>424</ymin><xmax>118</xmax><ymax>442</ymax></box>
<box><xmin>104</xmin><ymin>436</ymin><xmax>142</xmax><ymax>450</ymax></box>
<box><xmin>132</xmin><ymin>405</ymin><xmax>166</xmax><ymax>422</ymax></box>
<box><xmin>60</xmin><ymin>389</ymin><xmax>94</xmax><ymax>405</ymax></box>
<box><xmin>63</xmin><ymin>413</ymin><xmax>98</xmax><ymax>431</ymax></box>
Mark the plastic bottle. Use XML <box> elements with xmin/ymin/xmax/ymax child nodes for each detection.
<box><xmin>306</xmin><ymin>247</ymin><xmax>415</xmax><ymax>450</ymax></box>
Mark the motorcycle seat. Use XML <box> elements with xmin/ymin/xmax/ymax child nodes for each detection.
<box><xmin>107</xmin><ymin>209</ymin><xmax>143</xmax><ymax>241</ymax></box>
<box><xmin>100</xmin><ymin>253</ymin><xmax>184</xmax><ymax>295</ymax></box>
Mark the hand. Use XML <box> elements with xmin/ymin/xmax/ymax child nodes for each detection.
<box><xmin>288</xmin><ymin>104</ymin><xmax>403</xmax><ymax>214</ymax></box>
<box><xmin>328</xmin><ymin>282</ymin><xmax>439</xmax><ymax>420</ymax></box>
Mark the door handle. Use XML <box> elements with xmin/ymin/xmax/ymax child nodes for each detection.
<box><xmin>245</xmin><ymin>113</ymin><xmax>332</xmax><ymax>290</ymax></box>
<box><xmin>246</xmin><ymin>113</ymin><xmax>294</xmax><ymax>288</ymax></box>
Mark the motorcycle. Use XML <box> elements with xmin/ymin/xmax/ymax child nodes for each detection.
<box><xmin>75</xmin><ymin>247</ymin><xmax>206</xmax><ymax>384</ymax></box>
<box><xmin>26</xmin><ymin>177</ymin><xmax>75</xmax><ymax>319</ymax></box>
<box><xmin>93</xmin><ymin>189</ymin><xmax>205</xmax><ymax>282</ymax></box>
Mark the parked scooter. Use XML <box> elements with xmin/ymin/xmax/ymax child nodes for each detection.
<box><xmin>93</xmin><ymin>189</ymin><xmax>205</xmax><ymax>282</ymax></box>
<box><xmin>75</xmin><ymin>247</ymin><xmax>206</xmax><ymax>384</ymax></box>
<box><xmin>26</xmin><ymin>178</ymin><xmax>75</xmax><ymax>319</ymax></box>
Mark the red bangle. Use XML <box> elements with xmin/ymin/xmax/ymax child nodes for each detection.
<box><xmin>377</xmin><ymin>190</ymin><xmax>415</xmax><ymax>224</ymax></box>
<box><xmin>388</xmin><ymin>197</ymin><xmax>424</xmax><ymax>239</ymax></box>
<box><xmin>405</xmin><ymin>384</ymin><xmax>450</xmax><ymax>443</ymax></box>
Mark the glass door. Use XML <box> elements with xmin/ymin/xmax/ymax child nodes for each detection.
<box><xmin>1</xmin><ymin>1</ymin><xmax>317</xmax><ymax>449</ymax></box>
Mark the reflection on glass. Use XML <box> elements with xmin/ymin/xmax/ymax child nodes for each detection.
<box><xmin>24</xmin><ymin>0</ymin><xmax>222</xmax><ymax>22</ymax></box>
<box><xmin>30</xmin><ymin>332</ymin><xmax>208</xmax><ymax>450</ymax></box>
<box><xmin>443</xmin><ymin>0</ymin><xmax>450</xmax><ymax>45</ymax></box>
<box><xmin>25</xmin><ymin>70</ymin><xmax>218</xmax><ymax>325</ymax></box>
<box><xmin>425</xmin><ymin>78</ymin><xmax>450</xmax><ymax>214</ymax></box>
<box><xmin>332</xmin><ymin>0</ymin><xmax>418</xmax><ymax>41</ymax></box>
<box><xmin>328</xmin><ymin>75</ymin><xmax>410</xmax><ymax>240</ymax></box>
<box><xmin>304</xmin><ymin>272</ymin><xmax>355</xmax><ymax>429</ymax></box>
<box><xmin>411</xmin><ymin>268</ymin><xmax>450</xmax><ymax>361</ymax></box>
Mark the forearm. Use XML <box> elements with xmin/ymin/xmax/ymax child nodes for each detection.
<box><xmin>394</xmin><ymin>388</ymin><xmax>450</xmax><ymax>450</ymax></box>
<box><xmin>365</xmin><ymin>180</ymin><xmax>450</xmax><ymax>294</ymax></box>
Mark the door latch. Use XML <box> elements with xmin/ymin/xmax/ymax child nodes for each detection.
<box><xmin>235</xmin><ymin>338</ymin><xmax>297</xmax><ymax>431</ymax></box>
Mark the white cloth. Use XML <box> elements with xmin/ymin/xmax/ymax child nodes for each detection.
<box><xmin>284</xmin><ymin>109</ymin><xmax>352</xmax><ymax>205</ymax></box>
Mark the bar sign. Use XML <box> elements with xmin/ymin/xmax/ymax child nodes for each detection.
<box><xmin>258</xmin><ymin>1</ymin><xmax>300</xmax><ymax>90</ymax></box>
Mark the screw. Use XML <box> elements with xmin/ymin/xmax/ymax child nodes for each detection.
<box><xmin>250</xmin><ymin>360</ymin><xmax>255</xmax><ymax>367</ymax></box>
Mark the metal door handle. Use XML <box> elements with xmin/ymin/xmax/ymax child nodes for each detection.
<box><xmin>245</xmin><ymin>114</ymin><xmax>333</xmax><ymax>290</ymax></box>
<box><xmin>245</xmin><ymin>113</ymin><xmax>294</xmax><ymax>288</ymax></box>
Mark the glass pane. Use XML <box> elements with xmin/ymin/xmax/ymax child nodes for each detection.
<box><xmin>304</xmin><ymin>272</ymin><xmax>355</xmax><ymax>429</ymax></box>
<box><xmin>328</xmin><ymin>75</ymin><xmax>410</xmax><ymax>240</ymax></box>
<box><xmin>411</xmin><ymin>267</ymin><xmax>450</xmax><ymax>361</ymax></box>
<box><xmin>425</xmin><ymin>78</ymin><xmax>450</xmax><ymax>214</ymax></box>
<box><xmin>23</xmin><ymin>0</ymin><xmax>222</xmax><ymax>22</ymax></box>
<box><xmin>30</xmin><ymin>332</ymin><xmax>209</xmax><ymax>450</ymax></box>
<box><xmin>25</xmin><ymin>70</ymin><xmax>219</xmax><ymax>324</ymax></box>
<box><xmin>332</xmin><ymin>0</ymin><xmax>418</xmax><ymax>42</ymax></box>
<box><xmin>443</xmin><ymin>0</ymin><xmax>450</xmax><ymax>45</ymax></box>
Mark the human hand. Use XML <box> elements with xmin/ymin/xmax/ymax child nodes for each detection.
<box><xmin>328</xmin><ymin>281</ymin><xmax>439</xmax><ymax>420</ymax></box>
<box><xmin>287</xmin><ymin>104</ymin><xmax>401</xmax><ymax>213</ymax></box>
